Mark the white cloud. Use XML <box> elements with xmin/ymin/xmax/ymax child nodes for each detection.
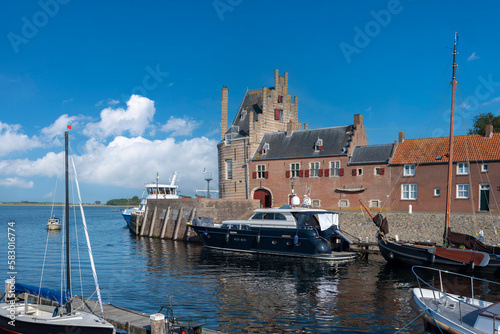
<box><xmin>0</xmin><ymin>152</ymin><xmax>63</xmax><ymax>177</ymax></box>
<box><xmin>161</xmin><ymin>116</ymin><xmax>201</xmax><ymax>137</ymax></box>
<box><xmin>467</xmin><ymin>52</ymin><xmax>479</xmax><ymax>61</ymax></box>
<box><xmin>481</xmin><ymin>96</ymin><xmax>500</xmax><ymax>106</ymax></box>
<box><xmin>41</xmin><ymin>114</ymin><xmax>81</xmax><ymax>144</ymax></box>
<box><xmin>0</xmin><ymin>122</ymin><xmax>43</xmax><ymax>157</ymax></box>
<box><xmin>84</xmin><ymin>95</ymin><xmax>155</xmax><ymax>139</ymax></box>
<box><xmin>0</xmin><ymin>177</ymin><xmax>34</xmax><ymax>188</ymax></box>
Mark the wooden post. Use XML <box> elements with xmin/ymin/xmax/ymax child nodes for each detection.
<box><xmin>173</xmin><ymin>207</ymin><xmax>184</xmax><ymax>241</ymax></box>
<box><xmin>134</xmin><ymin>215</ymin><xmax>139</xmax><ymax>235</ymax></box>
<box><xmin>126</xmin><ymin>321</ymin><xmax>130</xmax><ymax>334</ymax></box>
<box><xmin>149</xmin><ymin>207</ymin><xmax>158</xmax><ymax>237</ymax></box>
<box><xmin>150</xmin><ymin>313</ymin><xmax>165</xmax><ymax>334</ymax></box>
<box><xmin>185</xmin><ymin>208</ymin><xmax>197</xmax><ymax>241</ymax></box>
<box><xmin>140</xmin><ymin>206</ymin><xmax>149</xmax><ymax>236</ymax></box>
<box><xmin>160</xmin><ymin>207</ymin><xmax>171</xmax><ymax>239</ymax></box>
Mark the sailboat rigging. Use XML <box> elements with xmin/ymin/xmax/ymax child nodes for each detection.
<box><xmin>0</xmin><ymin>131</ymin><xmax>115</xmax><ymax>333</ymax></box>
<box><xmin>361</xmin><ymin>33</ymin><xmax>500</xmax><ymax>275</ymax></box>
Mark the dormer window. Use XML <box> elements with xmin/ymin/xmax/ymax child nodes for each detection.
<box><xmin>260</xmin><ymin>142</ymin><xmax>270</xmax><ymax>155</ymax></box>
<box><xmin>240</xmin><ymin>109</ymin><xmax>247</xmax><ymax>120</ymax></box>
<box><xmin>315</xmin><ymin>138</ymin><xmax>323</xmax><ymax>151</ymax></box>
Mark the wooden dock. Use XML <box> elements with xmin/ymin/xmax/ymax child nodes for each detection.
<box><xmin>18</xmin><ymin>293</ymin><xmax>220</xmax><ymax>334</ymax></box>
<box><xmin>350</xmin><ymin>242</ymin><xmax>379</xmax><ymax>259</ymax></box>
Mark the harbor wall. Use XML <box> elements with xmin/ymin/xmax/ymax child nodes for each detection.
<box><xmin>132</xmin><ymin>199</ymin><xmax>500</xmax><ymax>247</ymax></box>
<box><xmin>338</xmin><ymin>211</ymin><xmax>500</xmax><ymax>246</ymax></box>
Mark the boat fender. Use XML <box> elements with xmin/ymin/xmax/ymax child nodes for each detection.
<box><xmin>388</xmin><ymin>251</ymin><xmax>394</xmax><ymax>260</ymax></box>
<box><xmin>225</xmin><ymin>232</ymin><xmax>229</xmax><ymax>244</ymax></box>
<box><xmin>256</xmin><ymin>234</ymin><xmax>261</xmax><ymax>244</ymax></box>
<box><xmin>293</xmin><ymin>235</ymin><xmax>299</xmax><ymax>245</ymax></box>
<box><xmin>203</xmin><ymin>230</ymin><xmax>209</xmax><ymax>237</ymax></box>
<box><xmin>470</xmin><ymin>261</ymin><xmax>475</xmax><ymax>270</ymax></box>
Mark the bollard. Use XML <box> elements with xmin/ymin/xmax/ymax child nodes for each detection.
<box><xmin>150</xmin><ymin>313</ymin><xmax>165</xmax><ymax>334</ymax></box>
<box><xmin>408</xmin><ymin>205</ymin><xmax>412</xmax><ymax>214</ymax></box>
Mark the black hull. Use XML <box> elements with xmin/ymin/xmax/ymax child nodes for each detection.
<box><xmin>377</xmin><ymin>234</ymin><xmax>500</xmax><ymax>275</ymax></box>
<box><xmin>190</xmin><ymin>225</ymin><xmax>356</xmax><ymax>261</ymax></box>
<box><xmin>0</xmin><ymin>313</ymin><xmax>114</xmax><ymax>334</ymax></box>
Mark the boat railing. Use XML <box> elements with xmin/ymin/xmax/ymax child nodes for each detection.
<box><xmin>412</xmin><ymin>265</ymin><xmax>500</xmax><ymax>326</ymax></box>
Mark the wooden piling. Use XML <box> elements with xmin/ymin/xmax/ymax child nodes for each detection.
<box><xmin>160</xmin><ymin>207</ymin><xmax>171</xmax><ymax>239</ymax></box>
<box><xmin>173</xmin><ymin>207</ymin><xmax>184</xmax><ymax>240</ymax></box>
<box><xmin>150</xmin><ymin>313</ymin><xmax>165</xmax><ymax>334</ymax></box>
<box><xmin>185</xmin><ymin>208</ymin><xmax>196</xmax><ymax>241</ymax></box>
<box><xmin>140</xmin><ymin>206</ymin><xmax>149</xmax><ymax>236</ymax></box>
<box><xmin>149</xmin><ymin>207</ymin><xmax>158</xmax><ymax>237</ymax></box>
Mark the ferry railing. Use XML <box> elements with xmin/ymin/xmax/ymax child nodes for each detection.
<box><xmin>412</xmin><ymin>265</ymin><xmax>500</xmax><ymax>328</ymax></box>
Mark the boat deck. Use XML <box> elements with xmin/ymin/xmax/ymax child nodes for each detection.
<box><xmin>420</xmin><ymin>296</ymin><xmax>488</xmax><ymax>334</ymax></box>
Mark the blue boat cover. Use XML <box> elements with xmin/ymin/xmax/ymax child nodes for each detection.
<box><xmin>14</xmin><ymin>283</ymin><xmax>70</xmax><ymax>305</ymax></box>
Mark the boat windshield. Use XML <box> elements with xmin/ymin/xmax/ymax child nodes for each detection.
<box><xmin>221</xmin><ymin>224</ymin><xmax>251</xmax><ymax>230</ymax></box>
<box><xmin>251</xmin><ymin>212</ymin><xmax>287</xmax><ymax>220</ymax></box>
<box><xmin>293</xmin><ymin>212</ymin><xmax>338</xmax><ymax>231</ymax></box>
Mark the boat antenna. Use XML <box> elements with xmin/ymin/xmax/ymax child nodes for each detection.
<box><xmin>444</xmin><ymin>32</ymin><xmax>458</xmax><ymax>246</ymax></box>
<box><xmin>65</xmin><ymin>130</ymin><xmax>72</xmax><ymax>314</ymax></box>
<box><xmin>156</xmin><ymin>172</ymin><xmax>159</xmax><ymax>200</ymax></box>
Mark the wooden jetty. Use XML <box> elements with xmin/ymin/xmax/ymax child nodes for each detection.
<box><xmin>350</xmin><ymin>241</ymin><xmax>380</xmax><ymax>259</ymax></box>
<box><xmin>17</xmin><ymin>293</ymin><xmax>220</xmax><ymax>334</ymax></box>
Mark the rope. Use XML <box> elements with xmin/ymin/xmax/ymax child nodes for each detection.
<box><xmin>394</xmin><ymin>309</ymin><xmax>426</xmax><ymax>333</ymax></box>
<box><xmin>37</xmin><ymin>226</ymin><xmax>52</xmax><ymax>306</ymax></box>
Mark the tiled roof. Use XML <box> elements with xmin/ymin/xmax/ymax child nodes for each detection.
<box><xmin>252</xmin><ymin>126</ymin><xmax>353</xmax><ymax>160</ymax></box>
<box><xmin>349</xmin><ymin>144</ymin><xmax>394</xmax><ymax>165</ymax></box>
<box><xmin>390</xmin><ymin>133</ymin><xmax>500</xmax><ymax>165</ymax></box>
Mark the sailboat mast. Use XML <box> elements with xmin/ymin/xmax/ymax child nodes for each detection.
<box><xmin>444</xmin><ymin>33</ymin><xmax>458</xmax><ymax>246</ymax></box>
<box><xmin>65</xmin><ymin>131</ymin><xmax>72</xmax><ymax>313</ymax></box>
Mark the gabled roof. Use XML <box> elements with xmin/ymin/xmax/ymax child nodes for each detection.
<box><xmin>349</xmin><ymin>144</ymin><xmax>394</xmax><ymax>165</ymax></box>
<box><xmin>252</xmin><ymin>126</ymin><xmax>353</xmax><ymax>160</ymax></box>
<box><xmin>390</xmin><ymin>133</ymin><xmax>500</xmax><ymax>165</ymax></box>
<box><xmin>225</xmin><ymin>89</ymin><xmax>262</xmax><ymax>139</ymax></box>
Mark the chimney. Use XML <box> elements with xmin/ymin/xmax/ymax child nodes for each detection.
<box><xmin>354</xmin><ymin>114</ymin><xmax>363</xmax><ymax>128</ymax></box>
<box><xmin>485</xmin><ymin>124</ymin><xmax>493</xmax><ymax>138</ymax></box>
<box><xmin>304</xmin><ymin>123</ymin><xmax>308</xmax><ymax>130</ymax></box>
<box><xmin>221</xmin><ymin>86</ymin><xmax>228</xmax><ymax>140</ymax></box>
<box><xmin>274</xmin><ymin>69</ymin><xmax>279</xmax><ymax>90</ymax></box>
<box><xmin>286</xmin><ymin>120</ymin><xmax>293</xmax><ymax>136</ymax></box>
<box><xmin>398</xmin><ymin>132</ymin><xmax>405</xmax><ymax>144</ymax></box>
<box><xmin>284</xmin><ymin>72</ymin><xmax>288</xmax><ymax>94</ymax></box>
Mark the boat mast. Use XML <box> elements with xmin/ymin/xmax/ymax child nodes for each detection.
<box><xmin>444</xmin><ymin>33</ymin><xmax>458</xmax><ymax>246</ymax></box>
<box><xmin>65</xmin><ymin>131</ymin><xmax>72</xmax><ymax>313</ymax></box>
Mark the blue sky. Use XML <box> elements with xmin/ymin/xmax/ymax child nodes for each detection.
<box><xmin>1</xmin><ymin>0</ymin><xmax>500</xmax><ymax>203</ymax></box>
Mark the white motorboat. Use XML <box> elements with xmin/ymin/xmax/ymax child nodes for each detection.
<box><xmin>46</xmin><ymin>217</ymin><xmax>61</xmax><ymax>230</ymax></box>
<box><xmin>410</xmin><ymin>265</ymin><xmax>500</xmax><ymax>334</ymax></box>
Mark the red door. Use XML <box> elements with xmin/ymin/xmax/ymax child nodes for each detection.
<box><xmin>254</xmin><ymin>189</ymin><xmax>272</xmax><ymax>208</ymax></box>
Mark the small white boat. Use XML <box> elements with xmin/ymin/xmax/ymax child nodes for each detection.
<box><xmin>46</xmin><ymin>217</ymin><xmax>61</xmax><ymax>230</ymax></box>
<box><xmin>410</xmin><ymin>265</ymin><xmax>500</xmax><ymax>334</ymax></box>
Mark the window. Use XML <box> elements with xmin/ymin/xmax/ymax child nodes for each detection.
<box><xmin>369</xmin><ymin>200</ymin><xmax>381</xmax><ymax>208</ymax></box>
<box><xmin>404</xmin><ymin>164</ymin><xmax>415</xmax><ymax>176</ymax></box>
<box><xmin>456</xmin><ymin>184</ymin><xmax>469</xmax><ymax>199</ymax></box>
<box><xmin>240</xmin><ymin>109</ymin><xmax>247</xmax><ymax>120</ymax></box>
<box><xmin>226</xmin><ymin>159</ymin><xmax>233</xmax><ymax>180</ymax></box>
<box><xmin>339</xmin><ymin>200</ymin><xmax>349</xmax><ymax>208</ymax></box>
<box><xmin>482</xmin><ymin>163</ymin><xmax>489</xmax><ymax>172</ymax></box>
<box><xmin>290</xmin><ymin>163</ymin><xmax>300</xmax><ymax>178</ymax></box>
<box><xmin>352</xmin><ymin>168</ymin><xmax>363</xmax><ymax>176</ymax></box>
<box><xmin>312</xmin><ymin>199</ymin><xmax>321</xmax><ymax>208</ymax></box>
<box><xmin>434</xmin><ymin>188</ymin><xmax>440</xmax><ymax>197</ymax></box>
<box><xmin>274</xmin><ymin>108</ymin><xmax>283</xmax><ymax>120</ymax></box>
<box><xmin>330</xmin><ymin>161</ymin><xmax>340</xmax><ymax>177</ymax></box>
<box><xmin>457</xmin><ymin>162</ymin><xmax>469</xmax><ymax>175</ymax></box>
<box><xmin>261</xmin><ymin>142</ymin><xmax>270</xmax><ymax>155</ymax></box>
<box><xmin>315</xmin><ymin>138</ymin><xmax>323</xmax><ymax>151</ymax></box>
<box><xmin>278</xmin><ymin>95</ymin><xmax>283</xmax><ymax>103</ymax></box>
<box><xmin>374</xmin><ymin>167</ymin><xmax>385</xmax><ymax>175</ymax></box>
<box><xmin>310</xmin><ymin>162</ymin><xmax>320</xmax><ymax>177</ymax></box>
<box><xmin>257</xmin><ymin>165</ymin><xmax>266</xmax><ymax>179</ymax></box>
<box><xmin>401</xmin><ymin>184</ymin><xmax>417</xmax><ymax>200</ymax></box>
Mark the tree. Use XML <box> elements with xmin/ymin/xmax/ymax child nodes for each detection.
<box><xmin>467</xmin><ymin>112</ymin><xmax>500</xmax><ymax>135</ymax></box>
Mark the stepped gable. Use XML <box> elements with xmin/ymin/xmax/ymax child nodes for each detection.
<box><xmin>252</xmin><ymin>126</ymin><xmax>352</xmax><ymax>160</ymax></box>
<box><xmin>349</xmin><ymin>144</ymin><xmax>394</xmax><ymax>165</ymax></box>
<box><xmin>391</xmin><ymin>133</ymin><xmax>500</xmax><ymax>165</ymax></box>
<box><xmin>225</xmin><ymin>89</ymin><xmax>262</xmax><ymax>139</ymax></box>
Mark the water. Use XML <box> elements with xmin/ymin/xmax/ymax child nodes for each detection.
<box><xmin>0</xmin><ymin>206</ymin><xmax>429</xmax><ymax>333</ymax></box>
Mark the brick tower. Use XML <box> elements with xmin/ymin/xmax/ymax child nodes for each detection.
<box><xmin>218</xmin><ymin>69</ymin><xmax>301</xmax><ymax>199</ymax></box>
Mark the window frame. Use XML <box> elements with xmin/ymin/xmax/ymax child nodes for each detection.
<box><xmin>434</xmin><ymin>188</ymin><xmax>441</xmax><ymax>197</ymax></box>
<box><xmin>257</xmin><ymin>164</ymin><xmax>266</xmax><ymax>179</ymax></box>
<box><xmin>226</xmin><ymin>159</ymin><xmax>233</xmax><ymax>180</ymax></box>
<box><xmin>456</xmin><ymin>184</ymin><xmax>470</xmax><ymax>199</ymax></box>
<box><xmin>482</xmin><ymin>163</ymin><xmax>489</xmax><ymax>172</ymax></box>
<box><xmin>329</xmin><ymin>161</ymin><xmax>340</xmax><ymax>177</ymax></box>
<box><xmin>309</xmin><ymin>162</ymin><xmax>320</xmax><ymax>177</ymax></box>
<box><xmin>404</xmin><ymin>164</ymin><xmax>415</xmax><ymax>176</ymax></box>
<box><xmin>401</xmin><ymin>183</ymin><xmax>417</xmax><ymax>200</ymax></box>
<box><xmin>457</xmin><ymin>162</ymin><xmax>469</xmax><ymax>175</ymax></box>
<box><xmin>290</xmin><ymin>163</ymin><xmax>300</xmax><ymax>178</ymax></box>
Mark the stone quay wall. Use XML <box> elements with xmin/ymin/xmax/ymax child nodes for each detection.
<box><xmin>338</xmin><ymin>211</ymin><xmax>500</xmax><ymax>246</ymax></box>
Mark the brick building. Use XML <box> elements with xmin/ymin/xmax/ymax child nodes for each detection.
<box><xmin>389</xmin><ymin>128</ymin><xmax>500</xmax><ymax>213</ymax></box>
